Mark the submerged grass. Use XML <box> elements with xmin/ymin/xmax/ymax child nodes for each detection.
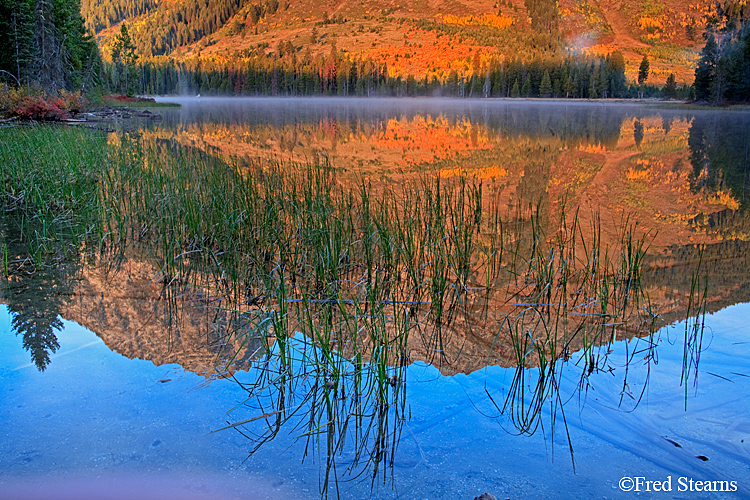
<box><xmin>0</xmin><ymin>124</ymin><xmax>707</xmax><ymax>491</ymax></box>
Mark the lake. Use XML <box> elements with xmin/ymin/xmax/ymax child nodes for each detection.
<box><xmin>1</xmin><ymin>98</ymin><xmax>749</xmax><ymax>499</ymax></box>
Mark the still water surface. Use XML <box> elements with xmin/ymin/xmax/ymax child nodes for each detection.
<box><xmin>2</xmin><ymin>98</ymin><xmax>749</xmax><ymax>499</ymax></box>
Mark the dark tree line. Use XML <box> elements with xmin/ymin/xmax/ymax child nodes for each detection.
<box><xmin>694</xmin><ymin>0</ymin><xmax>750</xmax><ymax>103</ymax></box>
<box><xmin>120</xmin><ymin>46</ymin><xmax>633</xmax><ymax>100</ymax></box>
<box><xmin>0</xmin><ymin>0</ymin><xmax>99</xmax><ymax>90</ymax></box>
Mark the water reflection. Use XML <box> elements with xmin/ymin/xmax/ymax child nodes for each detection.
<box><xmin>0</xmin><ymin>220</ymin><xmax>81</xmax><ymax>371</ymax></box>
<box><xmin>688</xmin><ymin>112</ymin><xmax>750</xmax><ymax>209</ymax></box>
<box><xmin>145</xmin><ymin>99</ymin><xmax>628</xmax><ymax>176</ymax></box>
<box><xmin>7</xmin><ymin>266</ymin><xmax>65</xmax><ymax>371</ymax></box>
<box><xmin>145</xmin><ymin>100</ymin><xmax>750</xmax><ymax>249</ymax></box>
<box><xmin>0</xmin><ymin>223</ymin><xmax>264</xmax><ymax>376</ymax></box>
<box><xmin>3</xmin><ymin>99</ymin><xmax>750</xmax><ymax>498</ymax></box>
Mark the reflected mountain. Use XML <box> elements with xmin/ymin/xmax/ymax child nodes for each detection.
<box><xmin>4</xmin><ymin>100</ymin><xmax>750</xmax><ymax>500</ymax></box>
<box><xmin>1</xmin><ymin>237</ymin><xmax>263</xmax><ymax>376</ymax></box>
<box><xmin>3</xmin><ymin>101</ymin><xmax>750</xmax><ymax>379</ymax></box>
<box><xmin>3</xmin><ymin>218</ymin><xmax>750</xmax><ymax>378</ymax></box>
<box><xmin>61</xmin><ymin>249</ymin><xmax>265</xmax><ymax>376</ymax></box>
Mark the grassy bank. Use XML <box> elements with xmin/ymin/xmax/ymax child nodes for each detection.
<box><xmin>100</xmin><ymin>96</ymin><xmax>181</xmax><ymax>108</ymax></box>
<box><xmin>0</xmin><ymin>125</ymin><xmax>109</xmax><ymax>244</ymax></box>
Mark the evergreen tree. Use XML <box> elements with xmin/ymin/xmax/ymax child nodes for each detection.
<box><xmin>606</xmin><ymin>50</ymin><xmax>627</xmax><ymax>97</ymax></box>
<box><xmin>638</xmin><ymin>55</ymin><xmax>650</xmax><ymax>85</ymax></box>
<box><xmin>539</xmin><ymin>69</ymin><xmax>552</xmax><ymax>97</ymax></box>
<box><xmin>588</xmin><ymin>77</ymin><xmax>597</xmax><ymax>99</ymax></box>
<box><xmin>511</xmin><ymin>78</ymin><xmax>520</xmax><ymax>97</ymax></box>
<box><xmin>723</xmin><ymin>24</ymin><xmax>750</xmax><ymax>100</ymax></box>
<box><xmin>112</xmin><ymin>23</ymin><xmax>138</xmax><ymax>96</ymax></box>
<box><xmin>694</xmin><ymin>33</ymin><xmax>718</xmax><ymax>101</ymax></box>
<box><xmin>0</xmin><ymin>0</ymin><xmax>98</xmax><ymax>90</ymax></box>
<box><xmin>638</xmin><ymin>55</ymin><xmax>650</xmax><ymax>98</ymax></box>
<box><xmin>663</xmin><ymin>73</ymin><xmax>677</xmax><ymax>99</ymax></box>
<box><xmin>552</xmin><ymin>77</ymin><xmax>561</xmax><ymax>97</ymax></box>
<box><xmin>0</xmin><ymin>0</ymin><xmax>35</xmax><ymax>85</ymax></box>
<box><xmin>521</xmin><ymin>75</ymin><xmax>531</xmax><ymax>97</ymax></box>
<box><xmin>564</xmin><ymin>75</ymin><xmax>574</xmax><ymax>98</ymax></box>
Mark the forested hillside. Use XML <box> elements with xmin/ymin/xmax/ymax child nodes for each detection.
<box><xmin>694</xmin><ymin>0</ymin><xmax>750</xmax><ymax>102</ymax></box>
<box><xmin>83</xmin><ymin>0</ymin><xmax>715</xmax><ymax>90</ymax></box>
<box><xmin>80</xmin><ymin>0</ymin><xmax>158</xmax><ymax>33</ymax></box>
<box><xmin>0</xmin><ymin>0</ymin><xmax>725</xmax><ymax>101</ymax></box>
<box><xmin>0</xmin><ymin>0</ymin><xmax>99</xmax><ymax>90</ymax></box>
<box><xmin>84</xmin><ymin>0</ymin><xmax>256</xmax><ymax>58</ymax></box>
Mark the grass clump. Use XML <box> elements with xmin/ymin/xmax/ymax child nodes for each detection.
<box><xmin>0</xmin><ymin>125</ymin><xmax>109</xmax><ymax>265</ymax></box>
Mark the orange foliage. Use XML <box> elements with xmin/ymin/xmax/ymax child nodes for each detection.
<box><xmin>708</xmin><ymin>190</ymin><xmax>740</xmax><ymax>210</ymax></box>
<box><xmin>626</xmin><ymin>167</ymin><xmax>651</xmax><ymax>181</ymax></box>
<box><xmin>440</xmin><ymin>13</ymin><xmax>514</xmax><ymax>30</ymax></box>
<box><xmin>579</xmin><ymin>144</ymin><xmax>607</xmax><ymax>153</ymax></box>
<box><xmin>440</xmin><ymin>165</ymin><xmax>508</xmax><ymax>179</ymax></box>
<box><xmin>366</xmin><ymin>29</ymin><xmax>493</xmax><ymax>80</ymax></box>
<box><xmin>637</xmin><ymin>16</ymin><xmax>664</xmax><ymax>31</ymax></box>
<box><xmin>372</xmin><ymin>116</ymin><xmax>493</xmax><ymax>164</ymax></box>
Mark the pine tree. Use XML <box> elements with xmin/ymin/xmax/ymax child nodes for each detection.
<box><xmin>0</xmin><ymin>0</ymin><xmax>34</xmax><ymax>85</ymax></box>
<box><xmin>521</xmin><ymin>75</ymin><xmax>531</xmax><ymax>97</ymax></box>
<box><xmin>637</xmin><ymin>55</ymin><xmax>650</xmax><ymax>98</ymax></box>
<box><xmin>112</xmin><ymin>23</ymin><xmax>138</xmax><ymax>95</ymax></box>
<box><xmin>539</xmin><ymin>69</ymin><xmax>552</xmax><ymax>97</ymax></box>
<box><xmin>663</xmin><ymin>73</ymin><xmax>677</xmax><ymax>99</ymax></box>
<box><xmin>638</xmin><ymin>55</ymin><xmax>650</xmax><ymax>85</ymax></box>
<box><xmin>0</xmin><ymin>0</ymin><xmax>98</xmax><ymax>90</ymax></box>
<box><xmin>564</xmin><ymin>75</ymin><xmax>574</xmax><ymax>98</ymax></box>
<box><xmin>606</xmin><ymin>50</ymin><xmax>626</xmax><ymax>97</ymax></box>
<box><xmin>588</xmin><ymin>77</ymin><xmax>597</xmax><ymax>99</ymax></box>
<box><xmin>511</xmin><ymin>78</ymin><xmax>520</xmax><ymax>97</ymax></box>
<box><xmin>694</xmin><ymin>33</ymin><xmax>718</xmax><ymax>101</ymax></box>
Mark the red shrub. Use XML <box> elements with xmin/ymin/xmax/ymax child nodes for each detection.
<box><xmin>12</xmin><ymin>96</ymin><xmax>70</xmax><ymax>121</ymax></box>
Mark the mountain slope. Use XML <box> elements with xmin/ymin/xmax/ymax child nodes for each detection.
<box><xmin>84</xmin><ymin>0</ymin><xmax>713</xmax><ymax>87</ymax></box>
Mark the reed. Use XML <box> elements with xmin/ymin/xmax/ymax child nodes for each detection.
<box><xmin>681</xmin><ymin>245</ymin><xmax>708</xmax><ymax>410</ymax></box>
<box><xmin>1</xmin><ymin>242</ymin><xmax>8</xmax><ymax>277</ymax></box>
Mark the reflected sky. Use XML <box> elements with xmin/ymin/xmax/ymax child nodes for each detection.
<box><xmin>2</xmin><ymin>302</ymin><xmax>749</xmax><ymax>499</ymax></box>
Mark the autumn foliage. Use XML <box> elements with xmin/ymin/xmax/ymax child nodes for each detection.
<box><xmin>0</xmin><ymin>87</ymin><xmax>88</xmax><ymax>121</ymax></box>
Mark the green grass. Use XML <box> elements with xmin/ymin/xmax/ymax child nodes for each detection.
<box><xmin>99</xmin><ymin>98</ymin><xmax>181</xmax><ymax>108</ymax></box>
<box><xmin>0</xmin><ymin>124</ymin><xmax>657</xmax><ymax>380</ymax></box>
<box><xmin>0</xmin><ymin>124</ymin><xmax>110</xmax><ymax>263</ymax></box>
